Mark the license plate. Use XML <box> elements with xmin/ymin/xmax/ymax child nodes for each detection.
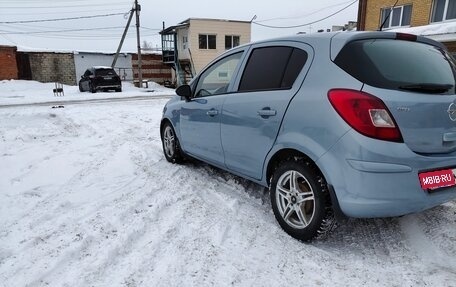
<box><xmin>103</xmin><ymin>76</ymin><xmax>112</xmax><ymax>80</ymax></box>
<box><xmin>419</xmin><ymin>169</ymin><xmax>456</xmax><ymax>190</ymax></box>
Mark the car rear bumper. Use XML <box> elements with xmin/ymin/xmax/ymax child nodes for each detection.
<box><xmin>317</xmin><ymin>130</ymin><xmax>456</xmax><ymax>218</ymax></box>
<box><xmin>95</xmin><ymin>84</ymin><xmax>121</xmax><ymax>89</ymax></box>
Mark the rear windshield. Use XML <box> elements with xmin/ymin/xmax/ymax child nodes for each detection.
<box><xmin>95</xmin><ymin>69</ymin><xmax>116</xmax><ymax>76</ymax></box>
<box><xmin>334</xmin><ymin>39</ymin><xmax>456</xmax><ymax>94</ymax></box>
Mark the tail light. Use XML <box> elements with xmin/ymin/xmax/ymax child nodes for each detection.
<box><xmin>328</xmin><ymin>89</ymin><xmax>403</xmax><ymax>142</ymax></box>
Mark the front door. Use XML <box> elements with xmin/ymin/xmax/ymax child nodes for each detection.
<box><xmin>179</xmin><ymin>51</ymin><xmax>244</xmax><ymax>166</ymax></box>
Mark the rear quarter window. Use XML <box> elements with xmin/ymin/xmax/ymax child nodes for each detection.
<box><xmin>239</xmin><ymin>46</ymin><xmax>308</xmax><ymax>92</ymax></box>
<box><xmin>334</xmin><ymin>39</ymin><xmax>456</xmax><ymax>94</ymax></box>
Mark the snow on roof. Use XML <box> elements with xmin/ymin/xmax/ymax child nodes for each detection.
<box><xmin>92</xmin><ymin>66</ymin><xmax>114</xmax><ymax>69</ymax></box>
<box><xmin>141</xmin><ymin>50</ymin><xmax>162</xmax><ymax>55</ymax></box>
<box><xmin>390</xmin><ymin>21</ymin><xmax>456</xmax><ymax>42</ymax></box>
<box><xmin>179</xmin><ymin>18</ymin><xmax>251</xmax><ymax>24</ymax></box>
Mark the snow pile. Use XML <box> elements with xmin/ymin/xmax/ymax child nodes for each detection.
<box><xmin>391</xmin><ymin>22</ymin><xmax>456</xmax><ymax>41</ymax></box>
<box><xmin>0</xmin><ymin>80</ymin><xmax>175</xmax><ymax>106</ymax></box>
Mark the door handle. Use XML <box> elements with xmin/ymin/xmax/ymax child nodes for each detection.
<box><xmin>257</xmin><ymin>108</ymin><xmax>277</xmax><ymax>118</ymax></box>
<box><xmin>206</xmin><ymin>109</ymin><xmax>219</xmax><ymax>117</ymax></box>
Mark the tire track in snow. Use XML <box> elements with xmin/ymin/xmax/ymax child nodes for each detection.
<box><xmin>0</xmin><ymin>102</ymin><xmax>166</xmax><ymax>286</ymax></box>
<box><xmin>2</xmin><ymin>100</ymin><xmax>456</xmax><ymax>286</ymax></box>
<box><xmin>80</xmin><ymin>176</ymin><xmax>196</xmax><ymax>285</ymax></box>
<box><xmin>399</xmin><ymin>214</ymin><xmax>456</xmax><ymax>284</ymax></box>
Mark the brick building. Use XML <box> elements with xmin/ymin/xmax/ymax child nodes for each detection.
<box><xmin>22</xmin><ymin>51</ymin><xmax>77</xmax><ymax>85</ymax></box>
<box><xmin>0</xmin><ymin>46</ymin><xmax>172</xmax><ymax>86</ymax></box>
<box><xmin>357</xmin><ymin>0</ymin><xmax>433</xmax><ymax>30</ymax></box>
<box><xmin>132</xmin><ymin>53</ymin><xmax>172</xmax><ymax>85</ymax></box>
<box><xmin>357</xmin><ymin>0</ymin><xmax>456</xmax><ymax>53</ymax></box>
<box><xmin>0</xmin><ymin>45</ymin><xmax>18</xmax><ymax>80</ymax></box>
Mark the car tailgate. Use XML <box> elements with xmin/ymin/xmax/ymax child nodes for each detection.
<box><xmin>363</xmin><ymin>85</ymin><xmax>456</xmax><ymax>154</ymax></box>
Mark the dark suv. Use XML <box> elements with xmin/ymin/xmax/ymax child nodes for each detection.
<box><xmin>79</xmin><ymin>66</ymin><xmax>122</xmax><ymax>93</ymax></box>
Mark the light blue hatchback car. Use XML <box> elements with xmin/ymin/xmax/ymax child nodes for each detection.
<box><xmin>161</xmin><ymin>31</ymin><xmax>456</xmax><ymax>241</ymax></box>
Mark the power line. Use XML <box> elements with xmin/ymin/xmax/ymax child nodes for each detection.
<box><xmin>0</xmin><ymin>26</ymin><xmax>125</xmax><ymax>35</ymax></box>
<box><xmin>0</xmin><ymin>12</ymin><xmax>128</xmax><ymax>24</ymax></box>
<box><xmin>142</xmin><ymin>26</ymin><xmax>161</xmax><ymax>31</ymax></box>
<box><xmin>253</xmin><ymin>0</ymin><xmax>358</xmax><ymax>29</ymax></box>
<box><xmin>0</xmin><ymin>0</ymin><xmax>126</xmax><ymax>2</ymax></box>
<box><xmin>0</xmin><ymin>24</ymin><xmax>159</xmax><ymax>38</ymax></box>
<box><xmin>6</xmin><ymin>32</ymin><xmax>159</xmax><ymax>40</ymax></box>
<box><xmin>1</xmin><ymin>8</ymin><xmax>128</xmax><ymax>16</ymax></box>
<box><xmin>256</xmin><ymin>0</ymin><xmax>355</xmax><ymax>23</ymax></box>
<box><xmin>1</xmin><ymin>2</ymin><xmax>131</xmax><ymax>9</ymax></box>
<box><xmin>2</xmin><ymin>21</ymin><xmax>161</xmax><ymax>35</ymax></box>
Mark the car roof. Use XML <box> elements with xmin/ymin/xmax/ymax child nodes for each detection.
<box><xmin>232</xmin><ymin>31</ymin><xmax>446</xmax><ymax>60</ymax></box>
<box><xmin>329</xmin><ymin>31</ymin><xmax>445</xmax><ymax>60</ymax></box>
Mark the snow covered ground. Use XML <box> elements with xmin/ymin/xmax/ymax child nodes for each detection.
<box><xmin>0</xmin><ymin>80</ymin><xmax>174</xmax><ymax>106</ymax></box>
<box><xmin>0</xmin><ymin>81</ymin><xmax>455</xmax><ymax>286</ymax></box>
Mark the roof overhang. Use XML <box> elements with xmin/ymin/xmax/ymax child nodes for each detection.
<box><xmin>160</xmin><ymin>23</ymin><xmax>188</xmax><ymax>35</ymax></box>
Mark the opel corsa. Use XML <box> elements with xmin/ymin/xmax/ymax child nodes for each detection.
<box><xmin>161</xmin><ymin>32</ymin><xmax>456</xmax><ymax>241</ymax></box>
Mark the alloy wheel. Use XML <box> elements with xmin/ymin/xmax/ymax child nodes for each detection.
<box><xmin>275</xmin><ymin>170</ymin><xmax>316</xmax><ymax>229</ymax></box>
<box><xmin>163</xmin><ymin>125</ymin><xmax>176</xmax><ymax>158</ymax></box>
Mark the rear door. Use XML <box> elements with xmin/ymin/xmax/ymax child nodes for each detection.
<box><xmin>335</xmin><ymin>37</ymin><xmax>456</xmax><ymax>154</ymax></box>
<box><xmin>221</xmin><ymin>42</ymin><xmax>313</xmax><ymax>179</ymax></box>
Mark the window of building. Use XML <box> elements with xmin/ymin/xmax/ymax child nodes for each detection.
<box><xmin>182</xmin><ymin>36</ymin><xmax>188</xmax><ymax>50</ymax></box>
<box><xmin>432</xmin><ymin>0</ymin><xmax>456</xmax><ymax>22</ymax></box>
<box><xmin>225</xmin><ymin>35</ymin><xmax>240</xmax><ymax>50</ymax></box>
<box><xmin>380</xmin><ymin>5</ymin><xmax>412</xmax><ymax>29</ymax></box>
<box><xmin>238</xmin><ymin>46</ymin><xmax>308</xmax><ymax>92</ymax></box>
<box><xmin>199</xmin><ymin>34</ymin><xmax>216</xmax><ymax>49</ymax></box>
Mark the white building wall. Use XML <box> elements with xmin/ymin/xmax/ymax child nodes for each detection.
<box><xmin>187</xmin><ymin>19</ymin><xmax>251</xmax><ymax>73</ymax></box>
<box><xmin>74</xmin><ymin>52</ymin><xmax>133</xmax><ymax>81</ymax></box>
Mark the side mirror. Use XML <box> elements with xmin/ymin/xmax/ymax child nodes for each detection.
<box><xmin>176</xmin><ymin>84</ymin><xmax>192</xmax><ymax>100</ymax></box>
<box><xmin>81</xmin><ymin>75</ymin><xmax>84</xmax><ymax>79</ymax></box>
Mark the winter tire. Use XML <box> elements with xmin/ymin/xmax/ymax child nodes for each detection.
<box><xmin>78</xmin><ymin>82</ymin><xmax>83</xmax><ymax>92</ymax></box>
<box><xmin>162</xmin><ymin>122</ymin><xmax>183</xmax><ymax>163</ymax></box>
<box><xmin>89</xmin><ymin>83</ymin><xmax>96</xmax><ymax>93</ymax></box>
<box><xmin>270</xmin><ymin>159</ymin><xmax>335</xmax><ymax>242</ymax></box>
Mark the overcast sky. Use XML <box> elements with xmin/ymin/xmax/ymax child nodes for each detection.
<box><xmin>0</xmin><ymin>0</ymin><xmax>359</xmax><ymax>52</ymax></box>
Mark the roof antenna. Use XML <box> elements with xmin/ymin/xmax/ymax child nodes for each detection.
<box><xmin>378</xmin><ymin>0</ymin><xmax>399</xmax><ymax>31</ymax></box>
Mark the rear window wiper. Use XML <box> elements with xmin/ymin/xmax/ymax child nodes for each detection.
<box><xmin>399</xmin><ymin>83</ymin><xmax>453</xmax><ymax>94</ymax></box>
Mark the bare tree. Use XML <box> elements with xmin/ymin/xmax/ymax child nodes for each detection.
<box><xmin>142</xmin><ymin>40</ymin><xmax>153</xmax><ymax>51</ymax></box>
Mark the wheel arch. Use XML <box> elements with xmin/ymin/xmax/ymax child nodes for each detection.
<box><xmin>264</xmin><ymin>147</ymin><xmax>345</xmax><ymax>220</ymax></box>
<box><xmin>265</xmin><ymin>148</ymin><xmax>322</xmax><ymax>186</ymax></box>
<box><xmin>160</xmin><ymin>118</ymin><xmax>173</xmax><ymax>140</ymax></box>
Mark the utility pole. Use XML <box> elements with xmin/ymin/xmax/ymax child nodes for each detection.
<box><xmin>112</xmin><ymin>9</ymin><xmax>134</xmax><ymax>68</ymax></box>
<box><xmin>135</xmin><ymin>0</ymin><xmax>142</xmax><ymax>87</ymax></box>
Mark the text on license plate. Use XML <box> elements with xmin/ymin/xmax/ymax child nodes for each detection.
<box><xmin>419</xmin><ymin>169</ymin><xmax>456</xmax><ymax>190</ymax></box>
